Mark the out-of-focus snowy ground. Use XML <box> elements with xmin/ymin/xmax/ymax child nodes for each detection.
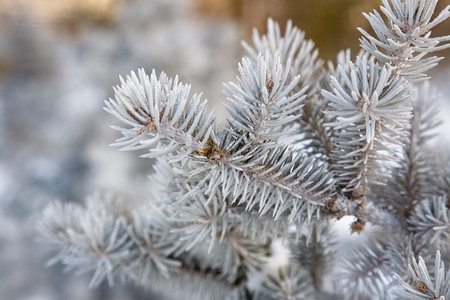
<box><xmin>0</xmin><ymin>0</ymin><xmax>448</xmax><ymax>299</ymax></box>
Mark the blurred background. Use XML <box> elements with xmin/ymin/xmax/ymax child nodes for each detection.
<box><xmin>0</xmin><ymin>0</ymin><xmax>448</xmax><ymax>299</ymax></box>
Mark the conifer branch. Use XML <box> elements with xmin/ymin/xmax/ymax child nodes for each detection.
<box><xmin>39</xmin><ymin>194</ymin><xmax>255</xmax><ymax>296</ymax></box>
<box><xmin>242</xmin><ymin>19</ymin><xmax>333</xmax><ymax>160</ymax></box>
<box><xmin>259</xmin><ymin>264</ymin><xmax>315</xmax><ymax>299</ymax></box>
<box><xmin>322</xmin><ymin>55</ymin><xmax>411</xmax><ymax>198</ymax></box>
<box><xmin>242</xmin><ymin>18</ymin><xmax>323</xmax><ymax>91</ymax></box>
<box><xmin>392</xmin><ymin>251</ymin><xmax>450</xmax><ymax>300</ymax></box>
<box><xmin>294</xmin><ymin>93</ymin><xmax>335</xmax><ymax>161</ymax></box>
<box><xmin>359</xmin><ymin>0</ymin><xmax>450</xmax><ymax>80</ymax></box>
<box><xmin>288</xmin><ymin>222</ymin><xmax>336</xmax><ymax>293</ymax></box>
<box><xmin>407</xmin><ymin>195</ymin><xmax>450</xmax><ymax>250</ymax></box>
<box><xmin>37</xmin><ymin>1</ymin><xmax>450</xmax><ymax>298</ymax></box>
<box><xmin>336</xmin><ymin>235</ymin><xmax>411</xmax><ymax>299</ymax></box>
<box><xmin>104</xmin><ymin>69</ymin><xmax>215</xmax><ymax>159</ymax></box>
<box><xmin>370</xmin><ymin>84</ymin><xmax>442</xmax><ymax>219</ymax></box>
<box><xmin>223</xmin><ymin>52</ymin><xmax>307</xmax><ymax>142</ymax></box>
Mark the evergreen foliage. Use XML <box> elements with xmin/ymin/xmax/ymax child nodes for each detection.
<box><xmin>39</xmin><ymin>0</ymin><xmax>450</xmax><ymax>299</ymax></box>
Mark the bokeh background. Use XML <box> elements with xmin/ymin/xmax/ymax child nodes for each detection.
<box><xmin>0</xmin><ymin>0</ymin><xmax>448</xmax><ymax>299</ymax></box>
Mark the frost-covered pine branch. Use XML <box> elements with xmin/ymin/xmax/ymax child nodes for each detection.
<box><xmin>39</xmin><ymin>0</ymin><xmax>450</xmax><ymax>299</ymax></box>
<box><xmin>322</xmin><ymin>54</ymin><xmax>411</xmax><ymax>199</ymax></box>
<box><xmin>392</xmin><ymin>251</ymin><xmax>450</xmax><ymax>300</ymax></box>
<box><xmin>370</xmin><ymin>84</ymin><xmax>443</xmax><ymax>219</ymax></box>
<box><xmin>359</xmin><ymin>0</ymin><xmax>450</xmax><ymax>80</ymax></box>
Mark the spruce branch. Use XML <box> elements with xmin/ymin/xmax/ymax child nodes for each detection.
<box><xmin>39</xmin><ymin>194</ymin><xmax>255</xmax><ymax>297</ymax></box>
<box><xmin>124</xmin><ymin>208</ymin><xmax>183</xmax><ymax>282</ymax></box>
<box><xmin>359</xmin><ymin>0</ymin><xmax>450</xmax><ymax>80</ymax></box>
<box><xmin>322</xmin><ymin>55</ymin><xmax>411</xmax><ymax>198</ymax></box>
<box><xmin>242</xmin><ymin>19</ymin><xmax>334</xmax><ymax>160</ymax></box>
<box><xmin>324</xmin><ymin>55</ymin><xmax>411</xmax><ymax>146</ymax></box>
<box><xmin>258</xmin><ymin>264</ymin><xmax>315</xmax><ymax>300</ymax></box>
<box><xmin>392</xmin><ymin>250</ymin><xmax>450</xmax><ymax>300</ymax></box>
<box><xmin>104</xmin><ymin>69</ymin><xmax>215</xmax><ymax>159</ymax></box>
<box><xmin>224</xmin><ymin>52</ymin><xmax>307</xmax><ymax>142</ymax></box>
<box><xmin>242</xmin><ymin>18</ymin><xmax>323</xmax><ymax>91</ymax></box>
<box><xmin>288</xmin><ymin>222</ymin><xmax>336</xmax><ymax>292</ymax></box>
<box><xmin>169</xmin><ymin>190</ymin><xmax>230</xmax><ymax>254</ymax></box>
<box><xmin>294</xmin><ymin>93</ymin><xmax>335</xmax><ymax>161</ymax></box>
<box><xmin>105</xmin><ymin>53</ymin><xmax>336</xmax><ymax>228</ymax></box>
<box><xmin>205</xmin><ymin>142</ymin><xmax>335</xmax><ymax>222</ymax></box>
<box><xmin>335</xmin><ymin>234</ymin><xmax>411</xmax><ymax>299</ymax></box>
<box><xmin>162</xmin><ymin>128</ymin><xmax>336</xmax><ymax>229</ymax></box>
<box><xmin>37</xmin><ymin>0</ymin><xmax>450</xmax><ymax>298</ymax></box>
<box><xmin>371</xmin><ymin>84</ymin><xmax>443</xmax><ymax>218</ymax></box>
<box><xmin>38</xmin><ymin>196</ymin><xmax>136</xmax><ymax>288</ymax></box>
<box><xmin>144</xmin><ymin>161</ymin><xmax>274</xmax><ymax>285</ymax></box>
<box><xmin>151</xmin><ymin>138</ymin><xmax>334</xmax><ymax>239</ymax></box>
<box><xmin>407</xmin><ymin>195</ymin><xmax>450</xmax><ymax>250</ymax></box>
